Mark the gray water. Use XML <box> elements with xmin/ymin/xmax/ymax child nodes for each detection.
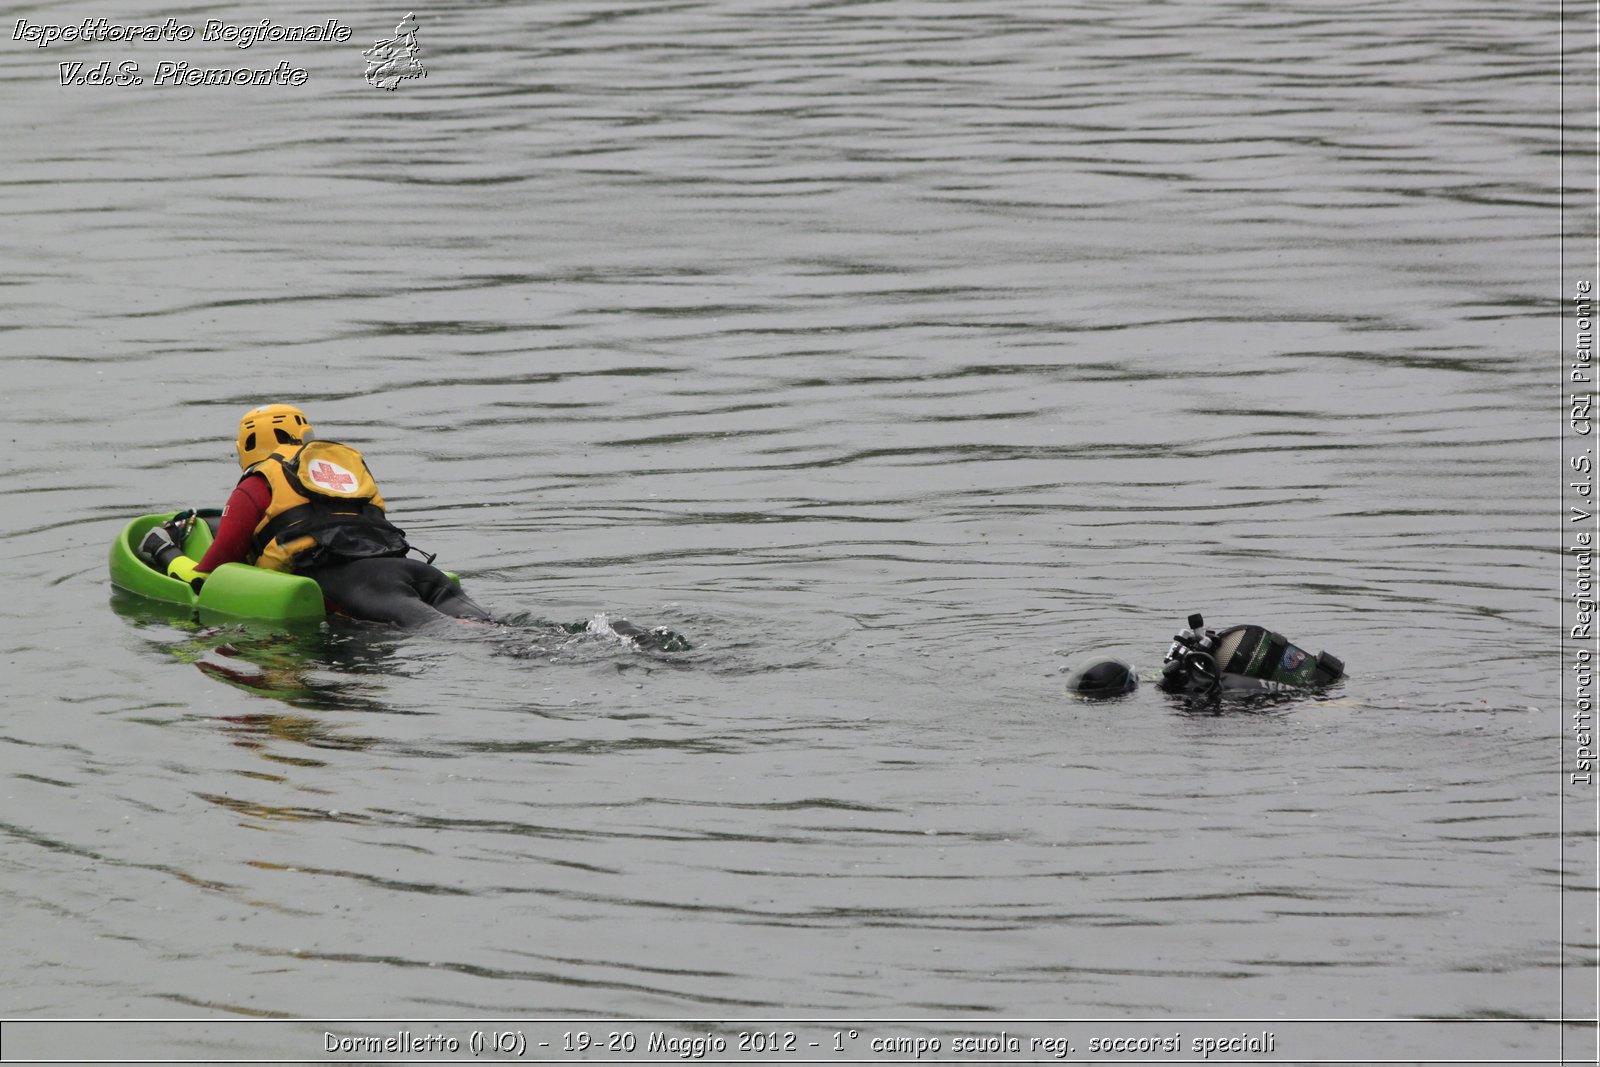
<box><xmin>0</xmin><ymin>0</ymin><xmax>1590</xmax><ymax>1062</ymax></box>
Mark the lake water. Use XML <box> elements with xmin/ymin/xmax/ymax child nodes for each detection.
<box><xmin>0</xmin><ymin>0</ymin><xmax>1592</xmax><ymax>1062</ymax></box>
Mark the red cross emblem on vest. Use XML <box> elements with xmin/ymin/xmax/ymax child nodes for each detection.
<box><xmin>311</xmin><ymin>460</ymin><xmax>355</xmax><ymax>491</ymax></box>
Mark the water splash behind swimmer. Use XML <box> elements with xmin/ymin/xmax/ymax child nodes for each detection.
<box><xmin>580</xmin><ymin>612</ymin><xmax>693</xmax><ymax>653</ymax></box>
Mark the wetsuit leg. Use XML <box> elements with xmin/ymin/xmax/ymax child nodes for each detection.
<box><xmin>407</xmin><ymin>560</ymin><xmax>494</xmax><ymax>621</ymax></box>
<box><xmin>309</xmin><ymin>558</ymin><xmax>492</xmax><ymax>627</ymax></box>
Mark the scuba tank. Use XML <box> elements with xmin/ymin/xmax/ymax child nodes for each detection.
<box><xmin>1159</xmin><ymin>613</ymin><xmax>1343</xmax><ymax>696</ymax></box>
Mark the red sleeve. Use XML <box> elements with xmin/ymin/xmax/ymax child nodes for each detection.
<box><xmin>196</xmin><ymin>474</ymin><xmax>271</xmax><ymax>572</ymax></box>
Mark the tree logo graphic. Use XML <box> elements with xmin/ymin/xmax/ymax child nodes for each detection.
<box><xmin>363</xmin><ymin>13</ymin><xmax>425</xmax><ymax>91</ymax></box>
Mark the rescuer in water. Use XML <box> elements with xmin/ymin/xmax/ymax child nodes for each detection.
<box><xmin>137</xmin><ymin>404</ymin><xmax>688</xmax><ymax>646</ymax></box>
<box><xmin>1065</xmin><ymin>614</ymin><xmax>1345</xmax><ymax>699</ymax></box>
<box><xmin>137</xmin><ymin>404</ymin><xmax>494</xmax><ymax>627</ymax></box>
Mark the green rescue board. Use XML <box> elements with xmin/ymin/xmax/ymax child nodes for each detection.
<box><xmin>110</xmin><ymin>514</ymin><xmax>327</xmax><ymax>620</ymax></box>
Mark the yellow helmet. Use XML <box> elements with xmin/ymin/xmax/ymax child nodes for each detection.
<box><xmin>236</xmin><ymin>404</ymin><xmax>313</xmax><ymax>469</ymax></box>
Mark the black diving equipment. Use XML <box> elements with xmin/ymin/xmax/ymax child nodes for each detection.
<box><xmin>1159</xmin><ymin>613</ymin><xmax>1344</xmax><ymax>696</ymax></box>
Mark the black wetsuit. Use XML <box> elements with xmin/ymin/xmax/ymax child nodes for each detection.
<box><xmin>309</xmin><ymin>557</ymin><xmax>493</xmax><ymax>627</ymax></box>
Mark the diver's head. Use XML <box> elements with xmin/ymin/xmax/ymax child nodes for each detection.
<box><xmin>1065</xmin><ymin>657</ymin><xmax>1138</xmax><ymax>699</ymax></box>
<box><xmin>236</xmin><ymin>404</ymin><xmax>313</xmax><ymax>469</ymax></box>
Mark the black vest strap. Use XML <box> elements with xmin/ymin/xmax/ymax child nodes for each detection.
<box><xmin>253</xmin><ymin>498</ymin><xmax>409</xmax><ymax>571</ymax></box>
<box><xmin>1260</xmin><ymin>632</ymin><xmax>1291</xmax><ymax>676</ymax></box>
<box><xmin>1220</xmin><ymin>626</ymin><xmax>1263</xmax><ymax>675</ymax></box>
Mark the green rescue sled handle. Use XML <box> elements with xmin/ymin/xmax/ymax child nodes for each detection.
<box><xmin>110</xmin><ymin>513</ymin><xmax>327</xmax><ymax>620</ymax></box>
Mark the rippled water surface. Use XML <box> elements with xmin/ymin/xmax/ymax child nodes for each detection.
<box><xmin>0</xmin><ymin>0</ymin><xmax>1588</xmax><ymax>1060</ymax></box>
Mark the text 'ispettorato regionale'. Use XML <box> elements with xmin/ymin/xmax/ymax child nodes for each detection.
<box><xmin>12</xmin><ymin>18</ymin><xmax>353</xmax><ymax>49</ymax></box>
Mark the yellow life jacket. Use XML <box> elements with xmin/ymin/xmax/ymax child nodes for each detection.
<box><xmin>248</xmin><ymin>441</ymin><xmax>410</xmax><ymax>573</ymax></box>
